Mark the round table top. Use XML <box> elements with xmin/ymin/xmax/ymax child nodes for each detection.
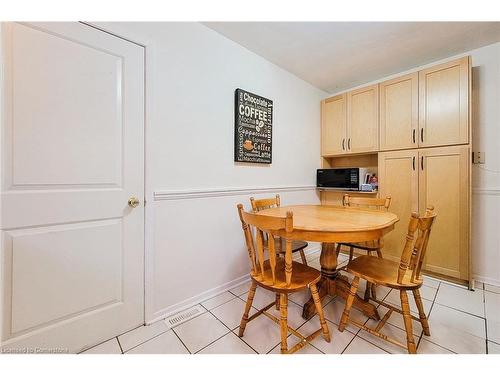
<box><xmin>256</xmin><ymin>205</ymin><xmax>399</xmax><ymax>235</ymax></box>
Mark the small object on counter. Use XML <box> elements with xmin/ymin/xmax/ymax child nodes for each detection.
<box><xmin>360</xmin><ymin>183</ymin><xmax>374</xmax><ymax>192</ymax></box>
<box><xmin>369</xmin><ymin>174</ymin><xmax>378</xmax><ymax>190</ymax></box>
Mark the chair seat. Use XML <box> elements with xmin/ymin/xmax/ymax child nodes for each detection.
<box><xmin>339</xmin><ymin>240</ymin><xmax>381</xmax><ymax>250</ymax></box>
<box><xmin>265</xmin><ymin>238</ymin><xmax>308</xmax><ymax>253</ymax></box>
<box><xmin>251</xmin><ymin>258</ymin><xmax>321</xmax><ymax>293</ymax></box>
<box><xmin>346</xmin><ymin>255</ymin><xmax>423</xmax><ymax>290</ymax></box>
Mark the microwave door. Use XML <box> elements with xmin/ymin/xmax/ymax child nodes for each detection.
<box><xmin>318</xmin><ymin>169</ymin><xmax>356</xmax><ymax>189</ymax></box>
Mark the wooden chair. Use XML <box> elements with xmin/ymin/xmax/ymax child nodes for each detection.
<box><xmin>338</xmin><ymin>207</ymin><xmax>437</xmax><ymax>354</ymax></box>
<box><xmin>250</xmin><ymin>195</ymin><xmax>309</xmax><ymax>265</ymax></box>
<box><xmin>336</xmin><ymin>194</ymin><xmax>391</xmax><ymax>300</ymax></box>
<box><xmin>237</xmin><ymin>204</ymin><xmax>330</xmax><ymax>354</ymax></box>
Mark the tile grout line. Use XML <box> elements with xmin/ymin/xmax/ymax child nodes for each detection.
<box><xmin>419</xmin><ymin>281</ymin><xmax>481</xmax><ymax>354</ymax></box>
<box><xmin>116</xmin><ymin>336</ymin><xmax>124</xmax><ymax>354</ymax></box>
<box><xmin>122</xmin><ymin>327</ymin><xmax>172</xmax><ymax>353</ymax></box>
<box><xmin>204</xmin><ymin>309</ymin><xmax>258</xmax><ymax>354</ymax></box>
<box><xmin>171</xmin><ymin>328</ymin><xmax>192</xmax><ymax>354</ymax></box>
<box><xmin>200</xmin><ymin>294</ymin><xmax>238</xmax><ymax>311</ymax></box>
<box><xmin>432</xmin><ymin>300</ymin><xmax>487</xmax><ymax>320</ymax></box>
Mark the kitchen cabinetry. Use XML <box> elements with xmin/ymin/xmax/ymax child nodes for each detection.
<box><xmin>379</xmin><ymin>73</ymin><xmax>418</xmax><ymax>151</ymax></box>
<box><xmin>419</xmin><ymin>56</ymin><xmax>470</xmax><ymax>147</ymax></box>
<box><xmin>378</xmin><ymin>146</ymin><xmax>470</xmax><ymax>281</ymax></box>
<box><xmin>321</xmin><ymin>94</ymin><xmax>346</xmax><ymax>156</ymax></box>
<box><xmin>347</xmin><ymin>84</ymin><xmax>379</xmax><ymax>153</ymax></box>
<box><xmin>320</xmin><ymin>56</ymin><xmax>472</xmax><ymax>285</ymax></box>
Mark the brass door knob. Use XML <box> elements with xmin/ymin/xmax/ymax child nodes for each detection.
<box><xmin>128</xmin><ymin>197</ymin><xmax>140</xmax><ymax>208</ymax></box>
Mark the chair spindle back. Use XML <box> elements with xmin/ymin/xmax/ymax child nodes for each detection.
<box><xmin>250</xmin><ymin>194</ymin><xmax>280</xmax><ymax>212</ymax></box>
<box><xmin>343</xmin><ymin>194</ymin><xmax>391</xmax><ymax>211</ymax></box>
<box><xmin>397</xmin><ymin>207</ymin><xmax>437</xmax><ymax>284</ymax></box>
<box><xmin>237</xmin><ymin>204</ymin><xmax>294</xmax><ymax>286</ymax></box>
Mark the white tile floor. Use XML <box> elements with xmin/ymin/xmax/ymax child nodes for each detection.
<box><xmin>81</xmin><ymin>252</ymin><xmax>500</xmax><ymax>354</ymax></box>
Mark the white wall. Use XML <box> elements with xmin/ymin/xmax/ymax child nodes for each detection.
<box><xmin>94</xmin><ymin>22</ymin><xmax>326</xmax><ymax>322</ymax></box>
<box><xmin>329</xmin><ymin>42</ymin><xmax>500</xmax><ymax>287</ymax></box>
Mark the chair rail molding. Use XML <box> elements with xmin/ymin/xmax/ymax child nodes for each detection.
<box><xmin>472</xmin><ymin>188</ymin><xmax>500</xmax><ymax>195</ymax></box>
<box><xmin>153</xmin><ymin>185</ymin><xmax>317</xmax><ymax>201</ymax></box>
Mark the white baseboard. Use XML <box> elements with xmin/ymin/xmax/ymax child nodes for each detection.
<box><xmin>146</xmin><ymin>274</ymin><xmax>250</xmax><ymax>325</ymax></box>
<box><xmin>146</xmin><ymin>242</ymin><xmax>322</xmax><ymax>325</ymax></box>
<box><xmin>472</xmin><ymin>274</ymin><xmax>500</xmax><ymax>288</ymax></box>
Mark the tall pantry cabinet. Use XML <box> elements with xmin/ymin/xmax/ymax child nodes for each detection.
<box><xmin>320</xmin><ymin>56</ymin><xmax>471</xmax><ymax>285</ymax></box>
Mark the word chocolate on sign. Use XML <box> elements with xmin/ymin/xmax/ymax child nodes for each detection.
<box><xmin>234</xmin><ymin>88</ymin><xmax>273</xmax><ymax>164</ymax></box>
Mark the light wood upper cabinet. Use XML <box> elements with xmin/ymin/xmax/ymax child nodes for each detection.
<box><xmin>419</xmin><ymin>57</ymin><xmax>470</xmax><ymax>147</ymax></box>
<box><xmin>347</xmin><ymin>84</ymin><xmax>379</xmax><ymax>153</ymax></box>
<box><xmin>379</xmin><ymin>73</ymin><xmax>418</xmax><ymax>151</ymax></box>
<box><xmin>378</xmin><ymin>150</ymin><xmax>419</xmax><ymax>263</ymax></box>
<box><xmin>418</xmin><ymin>146</ymin><xmax>470</xmax><ymax>281</ymax></box>
<box><xmin>321</xmin><ymin>94</ymin><xmax>347</xmax><ymax>156</ymax></box>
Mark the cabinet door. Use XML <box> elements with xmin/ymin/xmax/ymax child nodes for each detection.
<box><xmin>321</xmin><ymin>94</ymin><xmax>347</xmax><ymax>156</ymax></box>
<box><xmin>418</xmin><ymin>146</ymin><xmax>470</xmax><ymax>281</ymax></box>
<box><xmin>379</xmin><ymin>73</ymin><xmax>418</xmax><ymax>151</ymax></box>
<box><xmin>419</xmin><ymin>57</ymin><xmax>469</xmax><ymax>147</ymax></box>
<box><xmin>377</xmin><ymin>150</ymin><xmax>419</xmax><ymax>263</ymax></box>
<box><xmin>347</xmin><ymin>84</ymin><xmax>379</xmax><ymax>153</ymax></box>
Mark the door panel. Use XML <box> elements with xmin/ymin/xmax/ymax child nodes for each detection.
<box><xmin>379</xmin><ymin>73</ymin><xmax>418</xmax><ymax>151</ymax></box>
<box><xmin>348</xmin><ymin>84</ymin><xmax>379</xmax><ymax>153</ymax></box>
<box><xmin>321</xmin><ymin>94</ymin><xmax>346</xmax><ymax>156</ymax></box>
<box><xmin>419</xmin><ymin>57</ymin><xmax>469</xmax><ymax>147</ymax></box>
<box><xmin>419</xmin><ymin>146</ymin><xmax>469</xmax><ymax>281</ymax></box>
<box><xmin>9</xmin><ymin>23</ymin><xmax>123</xmax><ymax>187</ymax></box>
<box><xmin>7</xmin><ymin>220</ymin><xmax>122</xmax><ymax>334</ymax></box>
<box><xmin>378</xmin><ymin>150</ymin><xmax>418</xmax><ymax>262</ymax></box>
<box><xmin>1</xmin><ymin>22</ymin><xmax>144</xmax><ymax>353</ymax></box>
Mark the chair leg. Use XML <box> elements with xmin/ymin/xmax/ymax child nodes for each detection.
<box><xmin>299</xmin><ymin>249</ymin><xmax>308</xmax><ymax>265</ymax></box>
<box><xmin>275</xmin><ymin>293</ymin><xmax>280</xmax><ymax>311</ymax></box>
<box><xmin>376</xmin><ymin>248</ymin><xmax>383</xmax><ymax>258</ymax></box>
<box><xmin>279</xmin><ymin>293</ymin><xmax>288</xmax><ymax>354</ymax></box>
<box><xmin>339</xmin><ymin>276</ymin><xmax>360</xmax><ymax>332</ymax></box>
<box><xmin>238</xmin><ymin>280</ymin><xmax>257</xmax><ymax>337</ymax></box>
<box><xmin>348</xmin><ymin>246</ymin><xmax>354</xmax><ymax>262</ymax></box>
<box><xmin>412</xmin><ymin>289</ymin><xmax>431</xmax><ymax>336</ymax></box>
<box><xmin>335</xmin><ymin>243</ymin><xmax>342</xmax><ymax>258</ymax></box>
<box><xmin>310</xmin><ymin>283</ymin><xmax>330</xmax><ymax>342</ymax></box>
<box><xmin>370</xmin><ymin>283</ymin><xmax>377</xmax><ymax>300</ymax></box>
<box><xmin>400</xmin><ymin>290</ymin><xmax>417</xmax><ymax>354</ymax></box>
<box><xmin>364</xmin><ymin>281</ymin><xmax>372</xmax><ymax>301</ymax></box>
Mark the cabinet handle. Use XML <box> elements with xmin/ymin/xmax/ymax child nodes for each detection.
<box><xmin>348</xmin><ymin>138</ymin><xmax>351</xmax><ymax>150</ymax></box>
<box><xmin>412</xmin><ymin>129</ymin><xmax>416</xmax><ymax>143</ymax></box>
<box><xmin>412</xmin><ymin>156</ymin><xmax>415</xmax><ymax>170</ymax></box>
<box><xmin>420</xmin><ymin>128</ymin><xmax>424</xmax><ymax>143</ymax></box>
<box><xmin>342</xmin><ymin>138</ymin><xmax>345</xmax><ymax>151</ymax></box>
<box><xmin>421</xmin><ymin>156</ymin><xmax>424</xmax><ymax>170</ymax></box>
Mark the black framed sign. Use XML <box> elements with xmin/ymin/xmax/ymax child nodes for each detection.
<box><xmin>234</xmin><ymin>88</ymin><xmax>273</xmax><ymax>164</ymax></box>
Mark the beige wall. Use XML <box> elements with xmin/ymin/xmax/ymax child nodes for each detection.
<box><xmin>95</xmin><ymin>22</ymin><xmax>327</xmax><ymax>322</ymax></box>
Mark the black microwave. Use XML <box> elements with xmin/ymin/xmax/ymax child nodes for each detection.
<box><xmin>316</xmin><ymin>168</ymin><xmax>369</xmax><ymax>191</ymax></box>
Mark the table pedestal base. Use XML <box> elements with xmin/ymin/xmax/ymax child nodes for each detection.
<box><xmin>302</xmin><ymin>273</ymin><xmax>381</xmax><ymax>320</ymax></box>
<box><xmin>302</xmin><ymin>243</ymin><xmax>380</xmax><ymax>321</ymax></box>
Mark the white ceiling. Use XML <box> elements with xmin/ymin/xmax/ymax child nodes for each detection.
<box><xmin>203</xmin><ymin>22</ymin><xmax>500</xmax><ymax>93</ymax></box>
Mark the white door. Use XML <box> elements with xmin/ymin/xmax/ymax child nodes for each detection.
<box><xmin>0</xmin><ymin>22</ymin><xmax>144</xmax><ymax>353</ymax></box>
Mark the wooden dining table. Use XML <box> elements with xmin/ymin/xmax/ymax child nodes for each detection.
<box><xmin>255</xmin><ymin>204</ymin><xmax>399</xmax><ymax>321</ymax></box>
